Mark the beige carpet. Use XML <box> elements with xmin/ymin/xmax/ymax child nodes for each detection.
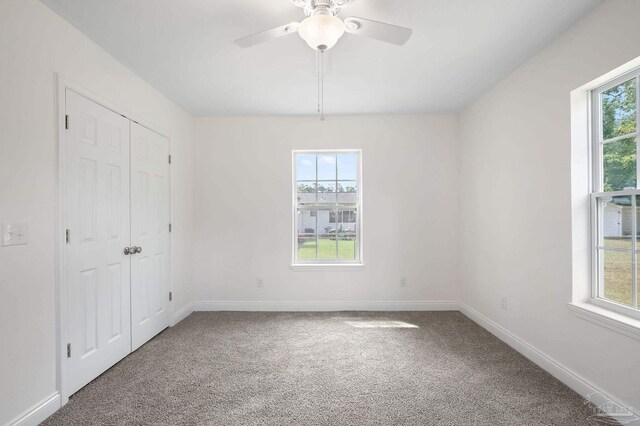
<box><xmin>43</xmin><ymin>311</ymin><xmax>600</xmax><ymax>425</ymax></box>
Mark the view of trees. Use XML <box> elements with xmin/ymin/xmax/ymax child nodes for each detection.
<box><xmin>297</xmin><ymin>183</ymin><xmax>357</xmax><ymax>193</ymax></box>
<box><xmin>602</xmin><ymin>78</ymin><xmax>637</xmax><ymax>191</ymax></box>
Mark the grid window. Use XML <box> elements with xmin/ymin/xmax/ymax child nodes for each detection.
<box><xmin>293</xmin><ymin>151</ymin><xmax>362</xmax><ymax>264</ymax></box>
<box><xmin>592</xmin><ymin>70</ymin><xmax>640</xmax><ymax>318</ymax></box>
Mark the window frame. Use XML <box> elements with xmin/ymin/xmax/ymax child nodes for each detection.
<box><xmin>590</xmin><ymin>68</ymin><xmax>640</xmax><ymax>320</ymax></box>
<box><xmin>291</xmin><ymin>149</ymin><xmax>363</xmax><ymax>267</ymax></box>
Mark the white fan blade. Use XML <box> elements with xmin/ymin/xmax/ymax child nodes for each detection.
<box><xmin>343</xmin><ymin>17</ymin><xmax>412</xmax><ymax>45</ymax></box>
<box><xmin>234</xmin><ymin>22</ymin><xmax>299</xmax><ymax>48</ymax></box>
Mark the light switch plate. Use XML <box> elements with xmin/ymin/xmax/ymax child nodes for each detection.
<box><xmin>1</xmin><ymin>222</ymin><xmax>28</xmax><ymax>246</ymax></box>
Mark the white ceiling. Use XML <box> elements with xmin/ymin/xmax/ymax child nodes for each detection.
<box><xmin>40</xmin><ymin>0</ymin><xmax>601</xmax><ymax>116</ymax></box>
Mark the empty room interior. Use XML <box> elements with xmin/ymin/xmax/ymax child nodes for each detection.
<box><xmin>2</xmin><ymin>0</ymin><xmax>640</xmax><ymax>424</ymax></box>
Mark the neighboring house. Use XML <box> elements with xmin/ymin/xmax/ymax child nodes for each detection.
<box><xmin>602</xmin><ymin>201</ymin><xmax>638</xmax><ymax>238</ymax></box>
<box><xmin>603</xmin><ymin>203</ymin><xmax>625</xmax><ymax>238</ymax></box>
<box><xmin>296</xmin><ymin>191</ymin><xmax>358</xmax><ymax>235</ymax></box>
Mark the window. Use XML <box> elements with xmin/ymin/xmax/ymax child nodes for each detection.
<box><xmin>591</xmin><ymin>69</ymin><xmax>640</xmax><ymax>318</ymax></box>
<box><xmin>293</xmin><ymin>150</ymin><xmax>362</xmax><ymax>265</ymax></box>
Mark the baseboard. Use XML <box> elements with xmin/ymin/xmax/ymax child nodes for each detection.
<box><xmin>173</xmin><ymin>302</ymin><xmax>194</xmax><ymax>324</ymax></box>
<box><xmin>7</xmin><ymin>392</ymin><xmax>60</xmax><ymax>426</ymax></box>
<box><xmin>193</xmin><ymin>300</ymin><xmax>459</xmax><ymax>312</ymax></box>
<box><xmin>459</xmin><ymin>303</ymin><xmax>640</xmax><ymax>423</ymax></box>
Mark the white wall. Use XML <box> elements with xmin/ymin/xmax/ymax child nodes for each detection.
<box><xmin>0</xmin><ymin>1</ymin><xmax>194</xmax><ymax>424</ymax></box>
<box><xmin>4</xmin><ymin>0</ymin><xmax>640</xmax><ymax>423</ymax></box>
<box><xmin>459</xmin><ymin>0</ymin><xmax>640</xmax><ymax>412</ymax></box>
<box><xmin>192</xmin><ymin>115</ymin><xmax>459</xmax><ymax>305</ymax></box>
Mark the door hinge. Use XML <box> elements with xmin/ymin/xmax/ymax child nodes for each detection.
<box><xmin>168</xmin><ymin>223</ymin><xmax>172</xmax><ymax>233</ymax></box>
<box><xmin>169</xmin><ymin>292</ymin><xmax>172</xmax><ymax>302</ymax></box>
<box><xmin>65</xmin><ymin>114</ymin><xmax>70</xmax><ymax>130</ymax></box>
<box><xmin>65</xmin><ymin>229</ymin><xmax>70</xmax><ymax>244</ymax></box>
<box><xmin>168</xmin><ymin>155</ymin><xmax>172</xmax><ymax>164</ymax></box>
<box><xmin>67</xmin><ymin>343</ymin><xmax>71</xmax><ymax>358</ymax></box>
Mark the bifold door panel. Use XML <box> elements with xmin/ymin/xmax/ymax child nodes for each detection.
<box><xmin>130</xmin><ymin>123</ymin><xmax>171</xmax><ymax>350</ymax></box>
<box><xmin>64</xmin><ymin>90</ymin><xmax>170</xmax><ymax>396</ymax></box>
<box><xmin>65</xmin><ymin>90</ymin><xmax>132</xmax><ymax>395</ymax></box>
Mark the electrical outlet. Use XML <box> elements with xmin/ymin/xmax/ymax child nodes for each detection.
<box><xmin>500</xmin><ymin>297</ymin><xmax>508</xmax><ymax>310</ymax></box>
<box><xmin>400</xmin><ymin>277</ymin><xmax>407</xmax><ymax>287</ymax></box>
<box><xmin>1</xmin><ymin>222</ymin><xmax>28</xmax><ymax>246</ymax></box>
<box><xmin>257</xmin><ymin>278</ymin><xmax>263</xmax><ymax>288</ymax></box>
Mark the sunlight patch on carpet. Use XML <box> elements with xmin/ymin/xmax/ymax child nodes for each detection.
<box><xmin>345</xmin><ymin>320</ymin><xmax>419</xmax><ymax>328</ymax></box>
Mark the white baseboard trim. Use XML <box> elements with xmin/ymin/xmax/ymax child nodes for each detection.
<box><xmin>173</xmin><ymin>302</ymin><xmax>194</xmax><ymax>324</ymax></box>
<box><xmin>193</xmin><ymin>300</ymin><xmax>459</xmax><ymax>312</ymax></box>
<box><xmin>459</xmin><ymin>303</ymin><xmax>639</xmax><ymax>422</ymax></box>
<box><xmin>7</xmin><ymin>392</ymin><xmax>60</xmax><ymax>426</ymax></box>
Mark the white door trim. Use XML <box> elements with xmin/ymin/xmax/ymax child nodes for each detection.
<box><xmin>55</xmin><ymin>74</ymin><xmax>174</xmax><ymax>404</ymax></box>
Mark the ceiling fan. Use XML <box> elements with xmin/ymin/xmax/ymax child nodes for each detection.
<box><xmin>234</xmin><ymin>0</ymin><xmax>412</xmax><ymax>120</ymax></box>
<box><xmin>234</xmin><ymin>0</ymin><xmax>412</xmax><ymax>51</ymax></box>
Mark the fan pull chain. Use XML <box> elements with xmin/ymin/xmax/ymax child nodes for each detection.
<box><xmin>316</xmin><ymin>50</ymin><xmax>320</xmax><ymax>114</ymax></box>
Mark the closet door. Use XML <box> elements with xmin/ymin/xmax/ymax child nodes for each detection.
<box><xmin>65</xmin><ymin>90</ymin><xmax>132</xmax><ymax>395</ymax></box>
<box><xmin>130</xmin><ymin>122</ymin><xmax>171</xmax><ymax>350</ymax></box>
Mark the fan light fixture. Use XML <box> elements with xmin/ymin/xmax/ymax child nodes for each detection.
<box><xmin>298</xmin><ymin>14</ymin><xmax>345</xmax><ymax>51</ymax></box>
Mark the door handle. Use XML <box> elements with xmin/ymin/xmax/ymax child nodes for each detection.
<box><xmin>124</xmin><ymin>246</ymin><xmax>142</xmax><ymax>255</ymax></box>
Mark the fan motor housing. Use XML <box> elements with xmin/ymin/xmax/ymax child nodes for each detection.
<box><xmin>292</xmin><ymin>0</ymin><xmax>352</xmax><ymax>17</ymax></box>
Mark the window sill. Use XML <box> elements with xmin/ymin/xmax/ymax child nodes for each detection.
<box><xmin>290</xmin><ymin>263</ymin><xmax>364</xmax><ymax>271</ymax></box>
<box><xmin>567</xmin><ymin>302</ymin><xmax>640</xmax><ymax>341</ymax></box>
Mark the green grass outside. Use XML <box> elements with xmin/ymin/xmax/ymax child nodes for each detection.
<box><xmin>602</xmin><ymin>238</ymin><xmax>634</xmax><ymax>306</ymax></box>
<box><xmin>298</xmin><ymin>237</ymin><xmax>356</xmax><ymax>261</ymax></box>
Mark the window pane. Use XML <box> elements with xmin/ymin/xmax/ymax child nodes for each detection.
<box><xmin>602</xmin><ymin>78</ymin><xmax>637</xmax><ymax>140</ymax></box>
<box><xmin>296</xmin><ymin>182</ymin><xmax>316</xmax><ymax>205</ymax></box>
<box><xmin>338</xmin><ymin>153</ymin><xmax>358</xmax><ymax>180</ymax></box>
<box><xmin>317</xmin><ymin>181</ymin><xmax>336</xmax><ymax>204</ymax></box>
<box><xmin>598</xmin><ymin>195</ymin><xmax>632</xmax><ymax>249</ymax></box>
<box><xmin>339</xmin><ymin>209</ymin><xmax>357</xmax><ymax>223</ymax></box>
<box><xmin>296</xmin><ymin>209</ymin><xmax>317</xmax><ymax>235</ymax></box>
<box><xmin>297</xmin><ymin>234</ymin><xmax>317</xmax><ymax>261</ymax></box>
<box><xmin>337</xmin><ymin>209</ymin><xmax>358</xmax><ymax>260</ymax></box>
<box><xmin>318</xmin><ymin>154</ymin><xmax>337</xmax><ymax>180</ymax></box>
<box><xmin>603</xmin><ymin>137</ymin><xmax>636</xmax><ymax>191</ymax></box>
<box><xmin>315</xmin><ymin>209</ymin><xmax>333</xmax><ymax>233</ymax></box>
<box><xmin>318</xmin><ymin>230</ymin><xmax>337</xmax><ymax>260</ymax></box>
<box><xmin>599</xmin><ymin>249</ymin><xmax>633</xmax><ymax>307</ymax></box>
<box><xmin>296</xmin><ymin>154</ymin><xmax>316</xmax><ymax>181</ymax></box>
<box><xmin>296</xmin><ymin>209</ymin><xmax>317</xmax><ymax>261</ymax></box>
<box><xmin>338</xmin><ymin>235</ymin><xmax>356</xmax><ymax>260</ymax></box>
<box><xmin>337</xmin><ymin>181</ymin><xmax>358</xmax><ymax>205</ymax></box>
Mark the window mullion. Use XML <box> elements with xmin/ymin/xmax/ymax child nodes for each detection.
<box><xmin>592</xmin><ymin>89</ymin><xmax>602</xmax><ymax>299</ymax></box>
<box><xmin>636</xmin><ymin>76</ymin><xmax>640</xmax><ymax>192</ymax></box>
<box><xmin>593</xmin><ymin>90</ymin><xmax>602</xmax><ymax>193</ymax></box>
<box><xmin>315</xmin><ymin>155</ymin><xmax>319</xmax><ymax>261</ymax></box>
<box><xmin>633</xmin><ymin>195</ymin><xmax>638</xmax><ymax>309</ymax></box>
<box><xmin>335</xmin><ymin>156</ymin><xmax>338</xmax><ymax>260</ymax></box>
<box><xmin>635</xmin><ymin>76</ymin><xmax>640</xmax><ymax>309</ymax></box>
